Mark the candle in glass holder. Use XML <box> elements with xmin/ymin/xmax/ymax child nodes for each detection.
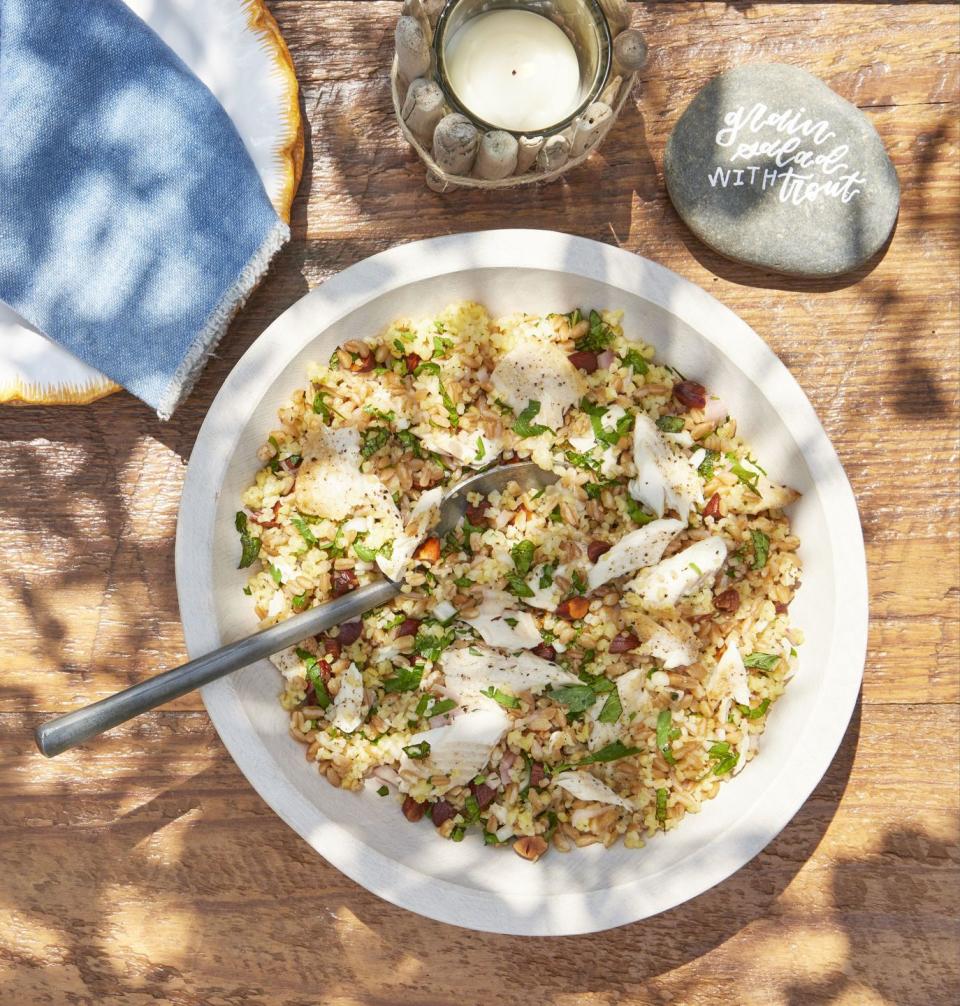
<box><xmin>443</xmin><ymin>9</ymin><xmax>581</xmax><ymax>133</ymax></box>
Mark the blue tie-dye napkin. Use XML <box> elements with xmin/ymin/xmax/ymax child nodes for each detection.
<box><xmin>0</xmin><ymin>0</ymin><xmax>289</xmax><ymax>418</ymax></box>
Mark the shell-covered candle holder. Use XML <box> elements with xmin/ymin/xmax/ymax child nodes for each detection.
<box><xmin>392</xmin><ymin>0</ymin><xmax>647</xmax><ymax>190</ymax></box>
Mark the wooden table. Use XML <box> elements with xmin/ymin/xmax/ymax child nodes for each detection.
<box><xmin>2</xmin><ymin>3</ymin><xmax>957</xmax><ymax>1002</ymax></box>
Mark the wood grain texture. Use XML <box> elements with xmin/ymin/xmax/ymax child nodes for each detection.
<box><xmin>1</xmin><ymin>2</ymin><xmax>957</xmax><ymax>1003</ymax></box>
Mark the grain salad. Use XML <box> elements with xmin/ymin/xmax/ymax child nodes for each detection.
<box><xmin>236</xmin><ymin>302</ymin><xmax>803</xmax><ymax>861</ymax></box>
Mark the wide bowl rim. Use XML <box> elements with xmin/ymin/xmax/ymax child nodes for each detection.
<box><xmin>175</xmin><ymin>229</ymin><xmax>867</xmax><ymax>935</ymax></box>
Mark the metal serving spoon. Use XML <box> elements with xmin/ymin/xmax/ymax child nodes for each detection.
<box><xmin>35</xmin><ymin>461</ymin><xmax>558</xmax><ymax>757</ymax></box>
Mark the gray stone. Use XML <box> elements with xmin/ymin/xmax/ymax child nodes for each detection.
<box><xmin>664</xmin><ymin>63</ymin><xmax>899</xmax><ymax>277</ymax></box>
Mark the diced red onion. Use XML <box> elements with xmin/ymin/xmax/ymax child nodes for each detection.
<box><xmin>704</xmin><ymin>397</ymin><xmax>728</xmax><ymax>423</ymax></box>
<box><xmin>499</xmin><ymin>750</ymin><xmax>516</xmax><ymax>785</ymax></box>
<box><xmin>597</xmin><ymin>349</ymin><xmax>616</xmax><ymax>369</ymax></box>
<box><xmin>372</xmin><ymin>765</ymin><xmax>401</xmax><ymax>787</ymax></box>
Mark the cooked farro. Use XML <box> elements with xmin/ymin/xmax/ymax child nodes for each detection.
<box><xmin>236</xmin><ymin>302</ymin><xmax>803</xmax><ymax>859</ymax></box>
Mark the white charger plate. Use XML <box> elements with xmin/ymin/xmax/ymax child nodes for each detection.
<box><xmin>175</xmin><ymin>230</ymin><xmax>867</xmax><ymax>935</ymax></box>
<box><xmin>0</xmin><ymin>0</ymin><xmax>302</xmax><ymax>406</ymax></box>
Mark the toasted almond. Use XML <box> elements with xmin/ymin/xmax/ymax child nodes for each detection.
<box><xmin>513</xmin><ymin>835</ymin><xmax>549</xmax><ymax>862</ymax></box>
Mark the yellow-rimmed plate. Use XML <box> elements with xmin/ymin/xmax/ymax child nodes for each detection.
<box><xmin>0</xmin><ymin>0</ymin><xmax>302</xmax><ymax>407</ymax></box>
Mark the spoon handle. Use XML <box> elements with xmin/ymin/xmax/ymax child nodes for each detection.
<box><xmin>34</xmin><ymin>578</ymin><xmax>400</xmax><ymax>758</ymax></box>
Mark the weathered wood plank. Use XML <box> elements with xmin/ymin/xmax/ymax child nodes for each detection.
<box><xmin>0</xmin><ymin>705</ymin><xmax>956</xmax><ymax>1005</ymax></box>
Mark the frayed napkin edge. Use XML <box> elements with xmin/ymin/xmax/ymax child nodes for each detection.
<box><xmin>156</xmin><ymin>217</ymin><xmax>290</xmax><ymax>421</ymax></box>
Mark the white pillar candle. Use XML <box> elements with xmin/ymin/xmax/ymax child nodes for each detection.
<box><xmin>443</xmin><ymin>9</ymin><xmax>582</xmax><ymax>133</ymax></box>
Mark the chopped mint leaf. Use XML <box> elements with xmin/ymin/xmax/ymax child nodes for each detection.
<box><xmin>574</xmin><ymin>309</ymin><xmax>614</xmax><ymax>352</ymax></box>
<box><xmin>597</xmin><ymin>689</ymin><xmax>622</xmax><ymax>723</ymax></box>
<box><xmin>549</xmin><ymin>684</ymin><xmax>597</xmax><ymax>713</ymax></box>
<box><xmin>414</xmin><ymin>361</ymin><xmax>459</xmax><ymax>428</ymax></box>
<box><xmin>698</xmin><ymin>448</ymin><xmax>720</xmax><ymax>479</ymax></box>
<box><xmin>750</xmin><ymin>528</ymin><xmax>770</xmax><ymax>570</ymax></box>
<box><xmin>622</xmin><ymin>348</ymin><xmax>649</xmax><ymax>375</ymax></box>
<box><xmin>708</xmin><ymin>741</ymin><xmax>738</xmax><ymax>775</ymax></box>
<box><xmin>744</xmin><ymin>651</ymin><xmax>779</xmax><ymax>671</ymax></box>
<box><xmin>481</xmin><ymin>686</ymin><xmax>521</xmax><ymax>709</ymax></box>
<box><xmin>656</xmin><ymin>415</ymin><xmax>685</xmax><ymax>433</ymax></box>
<box><xmin>513</xmin><ymin>400</ymin><xmax>550</xmax><ymax>438</ymax></box>
<box><xmin>506</xmin><ymin>574</ymin><xmax>535</xmax><ymax>598</ymax></box>
<box><xmin>291</xmin><ymin>515</ymin><xmax>317</xmax><ymax>547</ymax></box>
<box><xmin>655</xmin><ymin>787</ymin><xmax>668</xmax><ymax>824</ymax></box>
<box><xmin>511</xmin><ymin>539</ymin><xmax>536</xmax><ymax>575</ymax></box>
<box><xmin>402</xmin><ymin>741</ymin><xmax>431</xmax><ymax>759</ymax></box>
<box><xmin>383</xmin><ymin>666</ymin><xmax>423</xmax><ymax>693</ymax></box>
<box><xmin>656</xmin><ymin>708</ymin><xmax>681</xmax><ymax>765</ymax></box>
<box><xmin>235</xmin><ymin>512</ymin><xmax>261</xmax><ymax>568</ymax></box>
<box><xmin>353</xmin><ymin>539</ymin><xmax>378</xmax><ymax>563</ymax></box>
<box><xmin>361</xmin><ymin>426</ymin><xmax>391</xmax><ymax>459</ymax></box>
<box><xmin>625</xmin><ymin>496</ymin><xmax>655</xmax><ymax>525</ymax></box>
<box><xmin>738</xmin><ymin>698</ymin><xmax>771</xmax><ymax>720</ymax></box>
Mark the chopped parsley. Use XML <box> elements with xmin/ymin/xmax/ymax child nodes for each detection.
<box><xmin>235</xmin><ymin>511</ymin><xmax>261</xmax><ymax>568</ymax></box>
<box><xmin>268</xmin><ymin>564</ymin><xmax>282</xmax><ymax>585</ymax></box>
<box><xmin>513</xmin><ymin>400</ymin><xmax>550</xmax><ymax>438</ymax></box>
<box><xmin>743</xmin><ymin>651</ymin><xmax>779</xmax><ymax>671</ymax></box>
<box><xmin>377</xmin><ymin>785</ymin><xmax>389</xmax><ymax>796</ymax></box>
<box><xmin>570</xmin><ymin>570</ymin><xmax>588</xmax><ymax>595</ymax></box>
<box><xmin>475</xmin><ymin>436</ymin><xmax>486</xmax><ymax>461</ymax></box>
<box><xmin>453</xmin><ymin>575</ymin><xmax>474</xmax><ymax>589</ymax></box>
<box><xmin>402</xmin><ymin>741</ymin><xmax>431</xmax><ymax>760</ymax></box>
<box><xmin>538</xmin><ymin>563</ymin><xmax>556</xmax><ymax>589</ymax></box>
<box><xmin>750</xmin><ymin>528</ymin><xmax>770</xmax><ymax>570</ymax></box>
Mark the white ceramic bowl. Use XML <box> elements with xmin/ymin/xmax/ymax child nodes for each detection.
<box><xmin>176</xmin><ymin>230</ymin><xmax>867</xmax><ymax>935</ymax></box>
